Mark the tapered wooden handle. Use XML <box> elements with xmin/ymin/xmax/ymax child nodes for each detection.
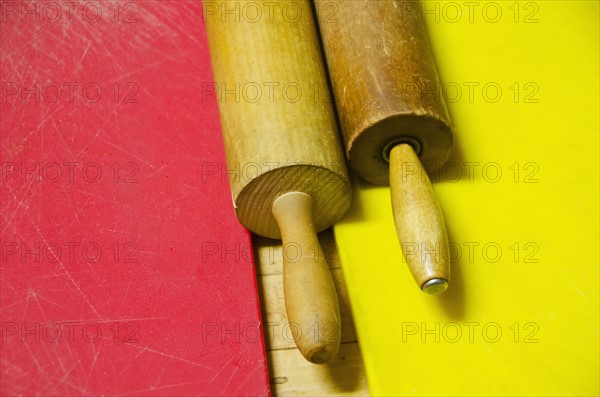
<box><xmin>272</xmin><ymin>192</ymin><xmax>341</xmax><ymax>363</ymax></box>
<box><xmin>389</xmin><ymin>144</ymin><xmax>450</xmax><ymax>294</ymax></box>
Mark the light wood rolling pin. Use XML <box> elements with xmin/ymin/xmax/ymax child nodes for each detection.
<box><xmin>315</xmin><ymin>0</ymin><xmax>453</xmax><ymax>294</ymax></box>
<box><xmin>205</xmin><ymin>1</ymin><xmax>351</xmax><ymax>363</ymax></box>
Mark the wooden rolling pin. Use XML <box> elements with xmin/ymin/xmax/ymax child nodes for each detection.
<box><xmin>315</xmin><ymin>0</ymin><xmax>453</xmax><ymax>294</ymax></box>
<box><xmin>205</xmin><ymin>0</ymin><xmax>350</xmax><ymax>363</ymax></box>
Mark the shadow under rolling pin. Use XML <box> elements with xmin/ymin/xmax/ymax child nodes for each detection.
<box><xmin>205</xmin><ymin>0</ymin><xmax>351</xmax><ymax>363</ymax></box>
<box><xmin>316</xmin><ymin>0</ymin><xmax>453</xmax><ymax>294</ymax></box>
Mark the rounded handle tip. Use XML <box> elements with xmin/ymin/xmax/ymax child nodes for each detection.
<box><xmin>422</xmin><ymin>278</ymin><xmax>448</xmax><ymax>295</ymax></box>
<box><xmin>272</xmin><ymin>192</ymin><xmax>341</xmax><ymax>364</ymax></box>
<box><xmin>389</xmin><ymin>144</ymin><xmax>451</xmax><ymax>292</ymax></box>
<box><xmin>305</xmin><ymin>342</ymin><xmax>339</xmax><ymax>364</ymax></box>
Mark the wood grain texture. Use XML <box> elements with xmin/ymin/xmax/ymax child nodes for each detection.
<box><xmin>253</xmin><ymin>231</ymin><xmax>370</xmax><ymax>396</ymax></box>
<box><xmin>206</xmin><ymin>0</ymin><xmax>352</xmax><ymax>363</ymax></box>
<box><xmin>254</xmin><ymin>231</ymin><xmax>341</xmax><ymax>276</ymax></box>
<box><xmin>205</xmin><ymin>0</ymin><xmax>350</xmax><ymax>238</ymax></box>
<box><xmin>389</xmin><ymin>144</ymin><xmax>450</xmax><ymax>291</ymax></box>
<box><xmin>315</xmin><ymin>0</ymin><xmax>453</xmax><ymax>185</ymax></box>
<box><xmin>258</xmin><ymin>270</ymin><xmax>356</xmax><ymax>351</ymax></box>
<box><xmin>272</xmin><ymin>193</ymin><xmax>341</xmax><ymax>363</ymax></box>
<box><xmin>267</xmin><ymin>343</ymin><xmax>369</xmax><ymax>396</ymax></box>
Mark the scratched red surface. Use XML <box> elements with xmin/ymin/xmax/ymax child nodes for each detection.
<box><xmin>0</xmin><ymin>1</ymin><xmax>270</xmax><ymax>395</ymax></box>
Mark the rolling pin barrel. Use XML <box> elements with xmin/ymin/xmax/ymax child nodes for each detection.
<box><xmin>206</xmin><ymin>0</ymin><xmax>350</xmax><ymax>362</ymax></box>
<box><xmin>316</xmin><ymin>0</ymin><xmax>453</xmax><ymax>292</ymax></box>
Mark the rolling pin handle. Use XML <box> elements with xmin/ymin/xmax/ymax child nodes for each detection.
<box><xmin>272</xmin><ymin>192</ymin><xmax>341</xmax><ymax>364</ymax></box>
<box><xmin>389</xmin><ymin>144</ymin><xmax>450</xmax><ymax>295</ymax></box>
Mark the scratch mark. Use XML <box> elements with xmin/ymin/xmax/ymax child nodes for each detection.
<box><xmin>73</xmin><ymin>39</ymin><xmax>91</xmax><ymax>74</ymax></box>
<box><xmin>210</xmin><ymin>355</ymin><xmax>235</xmax><ymax>383</ymax></box>
<box><xmin>120</xmin><ymin>380</ymin><xmax>206</xmax><ymax>396</ymax></box>
<box><xmin>82</xmin><ymin>343</ymin><xmax>100</xmax><ymax>392</ymax></box>
<box><xmin>222</xmin><ymin>365</ymin><xmax>239</xmax><ymax>393</ymax></box>
<box><xmin>128</xmin><ymin>344</ymin><xmax>211</xmax><ymax>369</ymax></box>
<box><xmin>24</xmin><ymin>213</ymin><xmax>102</xmax><ymax>318</ymax></box>
<box><xmin>99</xmin><ymin>137</ymin><xmax>156</xmax><ymax>170</ymax></box>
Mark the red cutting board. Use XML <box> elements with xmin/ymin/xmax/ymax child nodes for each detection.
<box><xmin>0</xmin><ymin>1</ymin><xmax>270</xmax><ymax>395</ymax></box>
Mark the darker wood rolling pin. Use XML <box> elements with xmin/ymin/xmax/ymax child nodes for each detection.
<box><xmin>316</xmin><ymin>0</ymin><xmax>453</xmax><ymax>294</ymax></box>
<box><xmin>205</xmin><ymin>0</ymin><xmax>350</xmax><ymax>363</ymax></box>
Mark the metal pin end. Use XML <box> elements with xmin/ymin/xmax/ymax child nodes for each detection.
<box><xmin>422</xmin><ymin>278</ymin><xmax>448</xmax><ymax>295</ymax></box>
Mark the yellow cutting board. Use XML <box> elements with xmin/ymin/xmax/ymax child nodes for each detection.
<box><xmin>333</xmin><ymin>1</ymin><xmax>599</xmax><ymax>395</ymax></box>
